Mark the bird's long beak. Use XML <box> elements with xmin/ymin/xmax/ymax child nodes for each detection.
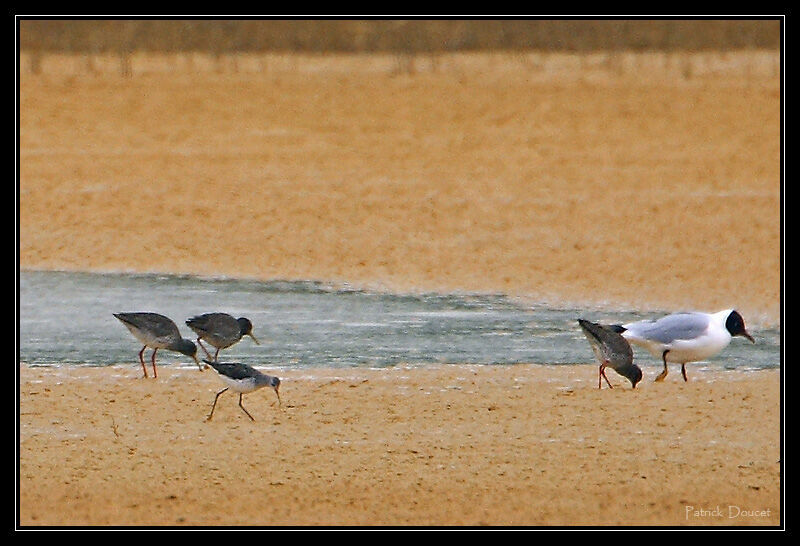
<box><xmin>249</xmin><ymin>333</ymin><xmax>260</xmax><ymax>345</ymax></box>
<box><xmin>193</xmin><ymin>354</ymin><xmax>205</xmax><ymax>371</ymax></box>
<box><xmin>743</xmin><ymin>331</ymin><xmax>755</xmax><ymax>343</ymax></box>
<box><xmin>273</xmin><ymin>385</ymin><xmax>281</xmax><ymax>407</ymax></box>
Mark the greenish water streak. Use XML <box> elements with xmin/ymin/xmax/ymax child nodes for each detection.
<box><xmin>19</xmin><ymin>271</ymin><xmax>780</xmax><ymax>371</ymax></box>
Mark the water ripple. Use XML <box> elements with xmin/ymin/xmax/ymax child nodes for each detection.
<box><xmin>18</xmin><ymin>271</ymin><xmax>780</xmax><ymax>370</ymax></box>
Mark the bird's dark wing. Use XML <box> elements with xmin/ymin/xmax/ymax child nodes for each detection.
<box><xmin>205</xmin><ymin>360</ymin><xmax>257</xmax><ymax>380</ymax></box>
<box><xmin>115</xmin><ymin>312</ymin><xmax>180</xmax><ymax>338</ymax></box>
<box><xmin>578</xmin><ymin>319</ymin><xmax>633</xmax><ymax>366</ymax></box>
<box><xmin>187</xmin><ymin>313</ymin><xmax>240</xmax><ymax>338</ymax></box>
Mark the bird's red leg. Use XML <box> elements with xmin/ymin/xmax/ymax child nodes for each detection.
<box><xmin>151</xmin><ymin>348</ymin><xmax>158</xmax><ymax>378</ymax></box>
<box><xmin>197</xmin><ymin>339</ymin><xmax>214</xmax><ymax>360</ymax></box>
<box><xmin>138</xmin><ymin>346</ymin><xmax>148</xmax><ymax>378</ymax></box>
<box><xmin>601</xmin><ymin>362</ymin><xmax>614</xmax><ymax>389</ymax></box>
<box><xmin>599</xmin><ymin>362</ymin><xmax>614</xmax><ymax>389</ymax></box>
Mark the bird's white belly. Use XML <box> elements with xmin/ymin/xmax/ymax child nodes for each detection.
<box><xmin>664</xmin><ymin>336</ymin><xmax>732</xmax><ymax>362</ymax></box>
<box><xmin>125</xmin><ymin>326</ymin><xmax>170</xmax><ymax>348</ymax></box>
<box><xmin>218</xmin><ymin>375</ymin><xmax>259</xmax><ymax>393</ymax></box>
<box><xmin>626</xmin><ymin>332</ymin><xmax>731</xmax><ymax>363</ymax></box>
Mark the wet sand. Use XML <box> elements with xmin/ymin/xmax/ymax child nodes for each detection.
<box><xmin>18</xmin><ymin>52</ymin><xmax>781</xmax><ymax>527</ymax></box>
<box><xmin>19</xmin><ymin>364</ymin><xmax>780</xmax><ymax>527</ymax></box>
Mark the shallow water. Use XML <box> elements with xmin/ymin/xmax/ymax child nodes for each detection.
<box><xmin>18</xmin><ymin>271</ymin><xmax>780</xmax><ymax>371</ymax></box>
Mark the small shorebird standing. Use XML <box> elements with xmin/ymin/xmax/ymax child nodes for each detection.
<box><xmin>204</xmin><ymin>359</ymin><xmax>281</xmax><ymax>421</ymax></box>
<box><xmin>578</xmin><ymin>319</ymin><xmax>642</xmax><ymax>389</ymax></box>
<box><xmin>185</xmin><ymin>313</ymin><xmax>260</xmax><ymax>361</ymax></box>
<box><xmin>608</xmin><ymin>309</ymin><xmax>754</xmax><ymax>382</ymax></box>
<box><xmin>113</xmin><ymin>312</ymin><xmax>201</xmax><ymax>378</ymax></box>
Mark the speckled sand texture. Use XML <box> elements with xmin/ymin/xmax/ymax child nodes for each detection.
<box><xmin>18</xmin><ymin>52</ymin><xmax>781</xmax><ymax>526</ymax></box>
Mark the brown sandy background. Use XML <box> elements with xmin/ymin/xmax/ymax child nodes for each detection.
<box><xmin>19</xmin><ymin>47</ymin><xmax>781</xmax><ymax>527</ymax></box>
<box><xmin>19</xmin><ymin>51</ymin><xmax>780</xmax><ymax>324</ymax></box>
<box><xmin>19</xmin><ymin>365</ymin><xmax>780</xmax><ymax>527</ymax></box>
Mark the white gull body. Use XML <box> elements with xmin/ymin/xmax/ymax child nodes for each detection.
<box><xmin>616</xmin><ymin>309</ymin><xmax>754</xmax><ymax>381</ymax></box>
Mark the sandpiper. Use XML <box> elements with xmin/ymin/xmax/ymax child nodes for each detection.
<box><xmin>186</xmin><ymin>313</ymin><xmax>260</xmax><ymax>361</ymax></box>
<box><xmin>204</xmin><ymin>359</ymin><xmax>281</xmax><ymax>421</ymax></box>
<box><xmin>113</xmin><ymin>312</ymin><xmax>201</xmax><ymax>378</ymax></box>
<box><xmin>578</xmin><ymin>318</ymin><xmax>642</xmax><ymax>389</ymax></box>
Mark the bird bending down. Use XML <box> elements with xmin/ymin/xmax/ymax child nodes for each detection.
<box><xmin>578</xmin><ymin>319</ymin><xmax>642</xmax><ymax>389</ymax></box>
<box><xmin>186</xmin><ymin>313</ymin><xmax>260</xmax><ymax>362</ymax></box>
<box><xmin>113</xmin><ymin>312</ymin><xmax>201</xmax><ymax>378</ymax></box>
<box><xmin>608</xmin><ymin>309</ymin><xmax>754</xmax><ymax>382</ymax></box>
<box><xmin>204</xmin><ymin>359</ymin><xmax>281</xmax><ymax>421</ymax></box>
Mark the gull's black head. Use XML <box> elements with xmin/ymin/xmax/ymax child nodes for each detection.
<box><xmin>726</xmin><ymin>310</ymin><xmax>754</xmax><ymax>343</ymax></box>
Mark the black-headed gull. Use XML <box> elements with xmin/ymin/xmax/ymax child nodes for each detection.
<box><xmin>578</xmin><ymin>319</ymin><xmax>642</xmax><ymax>389</ymax></box>
<box><xmin>609</xmin><ymin>309</ymin><xmax>754</xmax><ymax>382</ymax></box>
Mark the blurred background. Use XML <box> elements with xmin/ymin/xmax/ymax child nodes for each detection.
<box><xmin>19</xmin><ymin>19</ymin><xmax>780</xmax><ymax>75</ymax></box>
<box><xmin>20</xmin><ymin>19</ymin><xmax>780</xmax><ymax>53</ymax></box>
<box><xmin>18</xmin><ymin>19</ymin><xmax>782</xmax><ymax>331</ymax></box>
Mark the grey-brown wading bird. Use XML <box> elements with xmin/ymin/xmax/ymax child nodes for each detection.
<box><xmin>185</xmin><ymin>313</ymin><xmax>260</xmax><ymax>362</ymax></box>
<box><xmin>607</xmin><ymin>309</ymin><xmax>754</xmax><ymax>382</ymax></box>
<box><xmin>578</xmin><ymin>318</ymin><xmax>642</xmax><ymax>389</ymax></box>
<box><xmin>204</xmin><ymin>359</ymin><xmax>281</xmax><ymax>421</ymax></box>
<box><xmin>113</xmin><ymin>312</ymin><xmax>201</xmax><ymax>378</ymax></box>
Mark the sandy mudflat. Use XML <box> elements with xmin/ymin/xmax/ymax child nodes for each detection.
<box><xmin>18</xmin><ymin>52</ymin><xmax>782</xmax><ymax>527</ymax></box>
<box><xmin>19</xmin><ymin>364</ymin><xmax>780</xmax><ymax>527</ymax></box>
<box><xmin>19</xmin><ymin>51</ymin><xmax>780</xmax><ymax>326</ymax></box>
